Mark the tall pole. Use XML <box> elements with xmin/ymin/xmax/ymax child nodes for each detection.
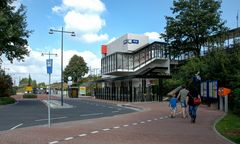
<box><xmin>61</xmin><ymin>27</ymin><xmax>64</xmax><ymax>106</ymax></box>
<box><xmin>49</xmin><ymin>27</ymin><xmax>75</xmax><ymax>106</ymax></box>
<box><xmin>237</xmin><ymin>10</ymin><xmax>239</xmax><ymax>28</ymax></box>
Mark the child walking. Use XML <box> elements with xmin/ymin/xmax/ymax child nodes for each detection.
<box><xmin>169</xmin><ymin>96</ymin><xmax>177</xmax><ymax>118</ymax></box>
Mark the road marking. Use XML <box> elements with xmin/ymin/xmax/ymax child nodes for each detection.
<box><xmin>112</xmin><ymin>111</ymin><xmax>119</xmax><ymax>113</ymax></box>
<box><xmin>102</xmin><ymin>128</ymin><xmax>110</xmax><ymax>131</ymax></box>
<box><xmin>91</xmin><ymin>131</ymin><xmax>99</xmax><ymax>134</ymax></box>
<box><xmin>48</xmin><ymin>115</ymin><xmax>171</xmax><ymax>144</ymax></box>
<box><xmin>80</xmin><ymin>113</ymin><xmax>103</xmax><ymax>117</ymax></box>
<box><xmin>79</xmin><ymin>134</ymin><xmax>87</xmax><ymax>137</ymax></box>
<box><xmin>10</xmin><ymin>123</ymin><xmax>23</xmax><ymax>130</ymax></box>
<box><xmin>108</xmin><ymin>107</ymin><xmax>113</xmax><ymax>108</ymax></box>
<box><xmin>64</xmin><ymin>137</ymin><xmax>73</xmax><ymax>141</ymax></box>
<box><xmin>49</xmin><ymin>141</ymin><xmax>59</xmax><ymax>144</ymax></box>
<box><xmin>35</xmin><ymin>116</ymin><xmax>67</xmax><ymax>122</ymax></box>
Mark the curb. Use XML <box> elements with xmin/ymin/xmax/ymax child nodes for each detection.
<box><xmin>213</xmin><ymin>113</ymin><xmax>237</xmax><ymax>144</ymax></box>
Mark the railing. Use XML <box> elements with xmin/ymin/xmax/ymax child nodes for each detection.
<box><xmin>101</xmin><ymin>42</ymin><xmax>169</xmax><ymax>75</ymax></box>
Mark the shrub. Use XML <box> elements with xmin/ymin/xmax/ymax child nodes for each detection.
<box><xmin>23</xmin><ymin>93</ymin><xmax>37</xmax><ymax>98</ymax></box>
<box><xmin>232</xmin><ymin>88</ymin><xmax>240</xmax><ymax>116</ymax></box>
<box><xmin>0</xmin><ymin>97</ymin><xmax>16</xmax><ymax>105</ymax></box>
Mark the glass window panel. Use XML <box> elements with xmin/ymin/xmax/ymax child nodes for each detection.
<box><xmin>129</xmin><ymin>55</ymin><xmax>133</xmax><ymax>70</ymax></box>
<box><xmin>117</xmin><ymin>53</ymin><xmax>122</xmax><ymax>69</ymax></box>
<box><xmin>123</xmin><ymin>54</ymin><xmax>129</xmax><ymax>70</ymax></box>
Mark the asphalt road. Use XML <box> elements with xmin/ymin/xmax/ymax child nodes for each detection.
<box><xmin>0</xmin><ymin>99</ymin><xmax>135</xmax><ymax>131</ymax></box>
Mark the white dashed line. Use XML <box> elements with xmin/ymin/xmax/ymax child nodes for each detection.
<box><xmin>91</xmin><ymin>131</ymin><xmax>99</xmax><ymax>134</ymax></box>
<box><xmin>49</xmin><ymin>141</ymin><xmax>59</xmax><ymax>144</ymax></box>
<box><xmin>48</xmin><ymin>115</ymin><xmax>170</xmax><ymax>144</ymax></box>
<box><xmin>35</xmin><ymin>116</ymin><xmax>67</xmax><ymax>122</ymax></box>
<box><xmin>80</xmin><ymin>113</ymin><xmax>103</xmax><ymax>117</ymax></box>
<box><xmin>79</xmin><ymin>134</ymin><xmax>87</xmax><ymax>137</ymax></box>
<box><xmin>64</xmin><ymin>137</ymin><xmax>73</xmax><ymax>141</ymax></box>
<box><xmin>102</xmin><ymin>128</ymin><xmax>110</xmax><ymax>131</ymax></box>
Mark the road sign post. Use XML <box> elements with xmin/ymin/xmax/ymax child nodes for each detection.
<box><xmin>42</xmin><ymin>51</ymin><xmax>57</xmax><ymax>128</ymax></box>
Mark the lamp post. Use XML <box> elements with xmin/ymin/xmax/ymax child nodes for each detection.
<box><xmin>41</xmin><ymin>51</ymin><xmax>57</xmax><ymax>127</ymax></box>
<box><xmin>49</xmin><ymin>27</ymin><xmax>75</xmax><ymax>106</ymax></box>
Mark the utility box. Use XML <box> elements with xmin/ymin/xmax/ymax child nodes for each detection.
<box><xmin>68</xmin><ymin>87</ymin><xmax>79</xmax><ymax>98</ymax></box>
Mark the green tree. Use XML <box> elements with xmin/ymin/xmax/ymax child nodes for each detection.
<box><xmin>162</xmin><ymin>0</ymin><xmax>227</xmax><ymax>57</ymax></box>
<box><xmin>0</xmin><ymin>69</ymin><xmax>13</xmax><ymax>97</ymax></box>
<box><xmin>63</xmin><ymin>55</ymin><xmax>88</xmax><ymax>84</ymax></box>
<box><xmin>38</xmin><ymin>82</ymin><xmax>46</xmax><ymax>88</ymax></box>
<box><xmin>0</xmin><ymin>0</ymin><xmax>32</xmax><ymax>63</ymax></box>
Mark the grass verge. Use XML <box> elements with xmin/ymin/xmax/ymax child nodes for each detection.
<box><xmin>0</xmin><ymin>97</ymin><xmax>16</xmax><ymax>105</ymax></box>
<box><xmin>216</xmin><ymin>112</ymin><xmax>240</xmax><ymax>144</ymax></box>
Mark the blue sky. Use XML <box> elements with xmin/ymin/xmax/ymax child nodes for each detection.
<box><xmin>3</xmin><ymin>0</ymin><xmax>240</xmax><ymax>84</ymax></box>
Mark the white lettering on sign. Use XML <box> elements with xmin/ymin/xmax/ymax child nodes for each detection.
<box><xmin>123</xmin><ymin>39</ymin><xmax>139</xmax><ymax>45</ymax></box>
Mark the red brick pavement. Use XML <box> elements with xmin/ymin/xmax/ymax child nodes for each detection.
<box><xmin>11</xmin><ymin>94</ymin><xmax>60</xmax><ymax>101</ymax></box>
<box><xmin>0</xmin><ymin>98</ymin><xmax>233</xmax><ymax>144</ymax></box>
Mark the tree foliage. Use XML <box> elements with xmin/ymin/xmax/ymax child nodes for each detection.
<box><xmin>162</xmin><ymin>0</ymin><xmax>227</xmax><ymax>57</ymax></box>
<box><xmin>0</xmin><ymin>0</ymin><xmax>32</xmax><ymax>63</ymax></box>
<box><xmin>63</xmin><ymin>55</ymin><xmax>88</xmax><ymax>83</ymax></box>
<box><xmin>0</xmin><ymin>69</ymin><xmax>13</xmax><ymax>97</ymax></box>
<box><xmin>19</xmin><ymin>77</ymin><xmax>37</xmax><ymax>88</ymax></box>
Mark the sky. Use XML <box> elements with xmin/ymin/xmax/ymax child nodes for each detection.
<box><xmin>2</xmin><ymin>0</ymin><xmax>240</xmax><ymax>85</ymax></box>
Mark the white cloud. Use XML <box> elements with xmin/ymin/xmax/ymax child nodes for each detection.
<box><xmin>52</xmin><ymin>6</ymin><xmax>64</xmax><ymax>13</ymax></box>
<box><xmin>3</xmin><ymin>47</ymin><xmax>101</xmax><ymax>84</ymax></box>
<box><xmin>53</xmin><ymin>0</ymin><xmax>108</xmax><ymax>43</ymax></box>
<box><xmin>81</xmin><ymin>33</ymin><xmax>108</xmax><ymax>43</ymax></box>
<box><xmin>63</xmin><ymin>0</ymin><xmax>105</xmax><ymax>13</ymax></box>
<box><xmin>144</xmin><ymin>32</ymin><xmax>165</xmax><ymax>42</ymax></box>
<box><xmin>64</xmin><ymin>11</ymin><xmax>105</xmax><ymax>33</ymax></box>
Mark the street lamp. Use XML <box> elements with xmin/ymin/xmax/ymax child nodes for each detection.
<box><xmin>49</xmin><ymin>27</ymin><xmax>76</xmax><ymax>106</ymax></box>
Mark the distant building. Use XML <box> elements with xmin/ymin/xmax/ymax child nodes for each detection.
<box><xmin>94</xmin><ymin>33</ymin><xmax>171</xmax><ymax>102</ymax></box>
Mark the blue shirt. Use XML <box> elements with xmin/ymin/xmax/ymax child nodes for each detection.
<box><xmin>169</xmin><ymin>97</ymin><xmax>177</xmax><ymax>108</ymax></box>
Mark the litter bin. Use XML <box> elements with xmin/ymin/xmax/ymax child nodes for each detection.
<box><xmin>69</xmin><ymin>87</ymin><xmax>79</xmax><ymax>98</ymax></box>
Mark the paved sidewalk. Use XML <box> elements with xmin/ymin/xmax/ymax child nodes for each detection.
<box><xmin>0</xmin><ymin>98</ymin><xmax>233</xmax><ymax>144</ymax></box>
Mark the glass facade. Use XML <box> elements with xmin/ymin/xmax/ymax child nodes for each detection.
<box><xmin>101</xmin><ymin>42</ymin><xmax>169</xmax><ymax>75</ymax></box>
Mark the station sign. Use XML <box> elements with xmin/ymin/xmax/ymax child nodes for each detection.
<box><xmin>123</xmin><ymin>39</ymin><xmax>139</xmax><ymax>45</ymax></box>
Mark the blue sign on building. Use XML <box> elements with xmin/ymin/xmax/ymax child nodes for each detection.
<box><xmin>123</xmin><ymin>39</ymin><xmax>139</xmax><ymax>45</ymax></box>
<box><xmin>46</xmin><ymin>59</ymin><xmax>53</xmax><ymax>74</ymax></box>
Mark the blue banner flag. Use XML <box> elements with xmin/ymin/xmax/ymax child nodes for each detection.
<box><xmin>46</xmin><ymin>59</ymin><xmax>53</xmax><ymax>74</ymax></box>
